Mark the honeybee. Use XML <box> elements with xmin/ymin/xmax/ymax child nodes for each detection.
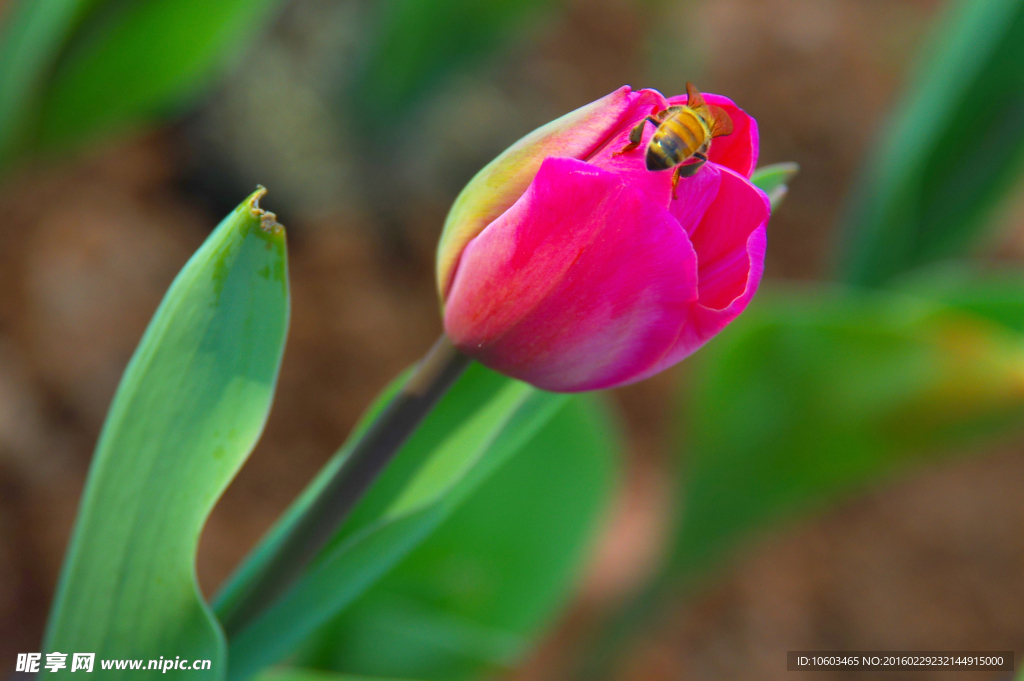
<box><xmin>614</xmin><ymin>82</ymin><xmax>734</xmax><ymax>198</ymax></box>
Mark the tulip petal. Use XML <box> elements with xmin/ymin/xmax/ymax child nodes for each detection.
<box><xmin>583</xmin><ymin>88</ymin><xmax>675</xmax><ymax>208</ymax></box>
<box><xmin>444</xmin><ymin>156</ymin><xmax>699</xmax><ymax>392</ymax></box>
<box><xmin>690</xmin><ymin>165</ymin><xmax>770</xmax><ymax>309</ymax></box>
<box><xmin>666</xmin><ymin>92</ymin><xmax>759</xmax><ymax>178</ymax></box>
<box><xmin>438</xmin><ymin>86</ymin><xmax>642</xmax><ymax>298</ymax></box>
<box><xmin>669</xmin><ymin>161</ymin><xmax>722</xmax><ymax>235</ymax></box>
<box><xmin>632</xmin><ymin>166</ymin><xmax>770</xmax><ymax>383</ymax></box>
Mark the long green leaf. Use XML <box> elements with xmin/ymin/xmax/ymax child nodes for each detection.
<box><xmin>218</xmin><ymin>365</ymin><xmax>573</xmax><ymax>681</ymax></box>
<box><xmin>43</xmin><ymin>189</ymin><xmax>289</xmax><ymax>679</ymax></box>
<box><xmin>671</xmin><ymin>279</ymin><xmax>1024</xmax><ymax>579</ymax></box>
<box><xmin>296</xmin><ymin>396</ymin><xmax>618</xmax><ymax>681</ymax></box>
<box><xmin>841</xmin><ymin>0</ymin><xmax>1024</xmax><ymax>285</ymax></box>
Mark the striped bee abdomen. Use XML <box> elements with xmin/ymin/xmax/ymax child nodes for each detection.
<box><xmin>645</xmin><ymin>108</ymin><xmax>708</xmax><ymax>171</ymax></box>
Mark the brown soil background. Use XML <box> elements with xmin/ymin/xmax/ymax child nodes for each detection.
<box><xmin>4</xmin><ymin>0</ymin><xmax>1024</xmax><ymax>679</ymax></box>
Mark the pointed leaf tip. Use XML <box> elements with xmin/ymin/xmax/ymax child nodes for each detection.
<box><xmin>247</xmin><ymin>185</ymin><xmax>285</xmax><ymax>236</ymax></box>
<box><xmin>751</xmin><ymin>162</ymin><xmax>799</xmax><ymax>210</ymax></box>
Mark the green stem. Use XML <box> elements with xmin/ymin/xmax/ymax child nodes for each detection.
<box><xmin>218</xmin><ymin>334</ymin><xmax>471</xmax><ymax>638</ymax></box>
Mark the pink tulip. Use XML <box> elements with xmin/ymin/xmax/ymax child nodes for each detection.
<box><xmin>437</xmin><ymin>86</ymin><xmax>770</xmax><ymax>392</ymax></box>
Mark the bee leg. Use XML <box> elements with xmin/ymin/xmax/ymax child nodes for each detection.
<box><xmin>613</xmin><ymin>121</ymin><xmax>645</xmax><ymax>156</ymax></box>
<box><xmin>613</xmin><ymin>117</ymin><xmax>658</xmax><ymax>156</ymax></box>
<box><xmin>676</xmin><ymin>160</ymin><xmax>706</xmax><ymax>178</ymax></box>
<box><xmin>672</xmin><ymin>156</ymin><xmax>708</xmax><ymax>199</ymax></box>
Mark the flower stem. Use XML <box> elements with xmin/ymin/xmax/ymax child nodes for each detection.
<box><xmin>218</xmin><ymin>334</ymin><xmax>471</xmax><ymax>638</ymax></box>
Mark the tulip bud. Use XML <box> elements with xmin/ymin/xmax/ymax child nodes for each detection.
<box><xmin>438</xmin><ymin>86</ymin><xmax>772</xmax><ymax>392</ymax></box>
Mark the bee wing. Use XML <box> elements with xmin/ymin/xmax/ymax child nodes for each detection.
<box><xmin>708</xmin><ymin>104</ymin><xmax>734</xmax><ymax>138</ymax></box>
<box><xmin>685</xmin><ymin>82</ymin><xmax>707</xmax><ymax>112</ymax></box>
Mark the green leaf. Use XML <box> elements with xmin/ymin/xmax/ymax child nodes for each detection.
<box><xmin>26</xmin><ymin>0</ymin><xmax>282</xmax><ymax>155</ymax></box>
<box><xmin>42</xmin><ymin>189</ymin><xmax>289</xmax><ymax>679</ymax></box>
<box><xmin>895</xmin><ymin>263</ymin><xmax>1024</xmax><ymax>332</ymax></box>
<box><xmin>296</xmin><ymin>395</ymin><xmax>618</xmax><ymax>681</ymax></box>
<box><xmin>218</xmin><ymin>365</ymin><xmax>579</xmax><ymax>681</ymax></box>
<box><xmin>256</xmin><ymin>669</ymin><xmax>415</xmax><ymax>681</ymax></box>
<box><xmin>841</xmin><ymin>0</ymin><xmax>1024</xmax><ymax>285</ymax></box>
<box><xmin>671</xmin><ymin>282</ymin><xmax>1024</xmax><ymax>579</ymax></box>
<box><xmin>751</xmin><ymin>162</ymin><xmax>799</xmax><ymax>210</ymax></box>
<box><xmin>0</xmin><ymin>0</ymin><xmax>95</xmax><ymax>170</ymax></box>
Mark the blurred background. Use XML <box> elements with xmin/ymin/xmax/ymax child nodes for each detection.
<box><xmin>5</xmin><ymin>0</ymin><xmax>1024</xmax><ymax>679</ymax></box>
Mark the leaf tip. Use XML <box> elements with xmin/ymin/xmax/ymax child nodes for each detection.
<box><xmin>751</xmin><ymin>162</ymin><xmax>800</xmax><ymax>211</ymax></box>
<box><xmin>767</xmin><ymin>184</ymin><xmax>789</xmax><ymax>210</ymax></box>
<box><xmin>776</xmin><ymin>161</ymin><xmax>800</xmax><ymax>182</ymax></box>
<box><xmin>247</xmin><ymin>185</ymin><xmax>285</xmax><ymax>236</ymax></box>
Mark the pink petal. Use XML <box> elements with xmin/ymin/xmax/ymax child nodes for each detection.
<box><xmin>669</xmin><ymin>161</ymin><xmax>722</xmax><ymax>235</ymax></box>
<box><xmin>690</xmin><ymin>165</ymin><xmax>770</xmax><ymax>309</ymax></box>
<box><xmin>584</xmin><ymin>88</ymin><xmax>675</xmax><ymax>209</ymax></box>
<box><xmin>666</xmin><ymin>92</ymin><xmax>759</xmax><ymax>178</ymax></box>
<box><xmin>438</xmin><ymin>85</ymin><xmax>644</xmax><ymax>299</ymax></box>
<box><xmin>630</xmin><ymin>166</ymin><xmax>770</xmax><ymax>383</ymax></box>
<box><xmin>444</xmin><ymin>156</ymin><xmax>699</xmax><ymax>392</ymax></box>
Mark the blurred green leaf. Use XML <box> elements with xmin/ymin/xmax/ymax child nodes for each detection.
<box><xmin>351</xmin><ymin>0</ymin><xmax>555</xmax><ymax>131</ymax></box>
<box><xmin>43</xmin><ymin>189</ymin><xmax>289</xmax><ymax>678</ymax></box>
<box><xmin>0</xmin><ymin>0</ymin><xmax>95</xmax><ymax>169</ymax></box>
<box><xmin>219</xmin><ymin>365</ymin><xmax>600</xmax><ymax>681</ymax></box>
<box><xmin>576</xmin><ymin>267</ymin><xmax>1024</xmax><ymax>681</ymax></box>
<box><xmin>0</xmin><ymin>0</ymin><xmax>282</xmax><ymax>168</ymax></box>
<box><xmin>671</xmin><ymin>281</ymin><xmax>1024</xmax><ymax>579</ymax></box>
<box><xmin>896</xmin><ymin>264</ymin><xmax>1024</xmax><ymax>332</ymax></box>
<box><xmin>257</xmin><ymin>669</ymin><xmax>416</xmax><ymax>681</ymax></box>
<box><xmin>34</xmin><ymin>0</ymin><xmax>282</xmax><ymax>151</ymax></box>
<box><xmin>296</xmin><ymin>395</ymin><xmax>618</xmax><ymax>681</ymax></box>
<box><xmin>841</xmin><ymin>0</ymin><xmax>1024</xmax><ymax>285</ymax></box>
<box><xmin>751</xmin><ymin>162</ymin><xmax>799</xmax><ymax>210</ymax></box>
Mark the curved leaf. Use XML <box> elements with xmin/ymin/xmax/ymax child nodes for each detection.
<box><xmin>43</xmin><ymin>189</ymin><xmax>289</xmax><ymax>679</ymax></box>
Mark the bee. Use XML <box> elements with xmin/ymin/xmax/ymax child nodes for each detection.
<box><xmin>614</xmin><ymin>82</ymin><xmax>733</xmax><ymax>198</ymax></box>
